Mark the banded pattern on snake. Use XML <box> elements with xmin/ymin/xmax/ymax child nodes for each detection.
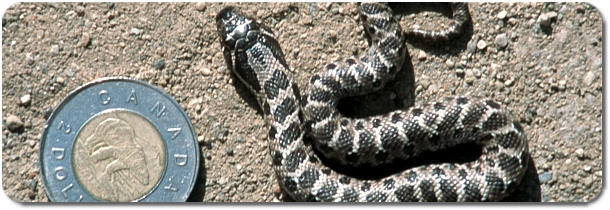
<box><xmin>216</xmin><ymin>2</ymin><xmax>529</xmax><ymax>202</ymax></box>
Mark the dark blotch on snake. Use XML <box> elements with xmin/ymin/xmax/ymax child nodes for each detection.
<box><xmin>273</xmin><ymin>97</ymin><xmax>297</xmax><ymax>124</ymax></box>
<box><xmin>391</xmin><ymin>112</ymin><xmax>403</xmax><ymax>123</ymax></box>
<box><xmin>383</xmin><ymin>178</ymin><xmax>395</xmax><ymax>190</ymax></box>
<box><xmin>439</xmin><ymin>179</ymin><xmax>458</xmax><ymax>201</ymax></box>
<box><xmin>482</xmin><ymin>112</ymin><xmax>508</xmax><ymax>131</ymax></box>
<box><xmin>366</xmin><ymin>192</ymin><xmax>388</xmax><ymax>202</ymax></box>
<box><xmin>361</xmin><ymin>181</ymin><xmax>371</xmax><ymax>192</ymax></box>
<box><xmin>411</xmin><ymin>108</ymin><xmax>423</xmax><ymax>117</ymax></box>
<box><xmin>272</xmin><ymin>150</ymin><xmax>282</xmax><ymax>166</ymax></box>
<box><xmin>285</xmin><ymin>148</ymin><xmax>307</xmax><ymax>172</ymax></box>
<box><xmin>456</xmin><ymin>96</ymin><xmax>469</xmax><ymax>105</ymax></box>
<box><xmin>283</xmin><ymin>177</ymin><xmax>298</xmax><ymax>192</ymax></box>
<box><xmin>264</xmin><ymin>69</ymin><xmax>289</xmax><ymax>99</ymax></box>
<box><xmin>298</xmin><ymin>168</ymin><xmax>320</xmax><ymax>188</ymax></box>
<box><xmin>372</xmin><ymin>118</ymin><xmax>382</xmax><ymax>128</ymax></box>
<box><xmin>341</xmin><ymin>188</ymin><xmax>358</xmax><ymax>202</ymax></box>
<box><xmin>339</xmin><ymin>175</ymin><xmax>351</xmax><ymax>184</ymax></box>
<box><xmin>395</xmin><ymin>185</ymin><xmax>417</xmax><ymax>202</ymax></box>
<box><xmin>337</xmin><ymin>128</ymin><xmax>354</xmax><ymax>151</ymax></box>
<box><xmin>278</xmin><ymin>122</ymin><xmax>300</xmax><ymax>148</ymax></box>
<box><xmin>485</xmin><ymin>100</ymin><xmax>501</xmax><ymax>109</ymax></box>
<box><xmin>316</xmin><ymin>182</ymin><xmax>338</xmax><ymax>202</ymax></box>
<box><xmin>419</xmin><ymin>180</ymin><xmax>437</xmax><ymax>202</ymax></box>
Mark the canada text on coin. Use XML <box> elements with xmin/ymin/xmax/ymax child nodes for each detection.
<box><xmin>39</xmin><ymin>77</ymin><xmax>199</xmax><ymax>202</ymax></box>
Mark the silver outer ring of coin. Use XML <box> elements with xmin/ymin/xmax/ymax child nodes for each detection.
<box><xmin>39</xmin><ymin>77</ymin><xmax>200</xmax><ymax>202</ymax></box>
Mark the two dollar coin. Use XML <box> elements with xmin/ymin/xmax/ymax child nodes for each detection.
<box><xmin>39</xmin><ymin>77</ymin><xmax>200</xmax><ymax>202</ymax></box>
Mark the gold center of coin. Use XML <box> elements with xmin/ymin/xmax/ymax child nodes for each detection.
<box><xmin>73</xmin><ymin>109</ymin><xmax>166</xmax><ymax>202</ymax></box>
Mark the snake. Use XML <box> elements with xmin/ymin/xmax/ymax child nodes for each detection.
<box><xmin>215</xmin><ymin>2</ymin><xmax>529</xmax><ymax>202</ymax></box>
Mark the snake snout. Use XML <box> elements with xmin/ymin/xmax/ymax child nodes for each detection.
<box><xmin>216</xmin><ymin>7</ymin><xmax>236</xmax><ymax>22</ymax></box>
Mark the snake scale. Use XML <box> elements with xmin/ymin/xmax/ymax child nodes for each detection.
<box><xmin>215</xmin><ymin>2</ymin><xmax>529</xmax><ymax>202</ymax></box>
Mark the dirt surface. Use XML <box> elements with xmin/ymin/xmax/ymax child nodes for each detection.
<box><xmin>1</xmin><ymin>2</ymin><xmax>602</xmax><ymax>202</ymax></box>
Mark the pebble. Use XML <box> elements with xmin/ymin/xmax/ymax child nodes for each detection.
<box><xmin>497</xmin><ymin>10</ymin><xmax>507</xmax><ymax>19</ymax></box>
<box><xmin>495</xmin><ymin>33</ymin><xmax>508</xmax><ymax>48</ymax></box>
<box><xmin>272</xmin><ymin>184</ymin><xmax>282</xmax><ymax>196</ymax></box>
<box><xmin>300</xmin><ymin>16</ymin><xmax>313</xmax><ymax>25</ymax></box>
<box><xmin>455</xmin><ymin>68</ymin><xmax>464</xmax><ymax>76</ymax></box>
<box><xmin>55</xmin><ymin>76</ymin><xmax>65</xmax><ymax>84</ymax></box>
<box><xmin>539</xmin><ymin>172</ymin><xmax>552</xmax><ymax>183</ymax></box>
<box><xmin>27</xmin><ymin>190</ymin><xmax>36</xmax><ymax>199</ymax></box>
<box><xmin>417</xmin><ymin>50</ymin><xmax>427</xmax><ymax>60</ymax></box>
<box><xmin>75</xmin><ymin>5</ymin><xmax>85</xmax><ymax>16</ymax></box>
<box><xmin>154</xmin><ymin>59</ymin><xmax>165</xmax><ymax>70</ymax></box>
<box><xmin>328</xmin><ymin>30</ymin><xmax>337</xmax><ymax>39</ymax></box>
<box><xmin>158</xmin><ymin>78</ymin><xmax>167</xmax><ymax>86</ymax></box>
<box><xmin>445</xmin><ymin>59</ymin><xmax>455</xmax><ymax>68</ymax></box>
<box><xmin>575</xmin><ymin>148</ymin><xmax>585</xmax><ymax>159</ymax></box>
<box><xmin>504</xmin><ymin>79</ymin><xmax>514</xmax><ymax>87</ymax></box>
<box><xmin>419</xmin><ymin>79</ymin><xmax>430</xmax><ymax>90</ymax></box>
<box><xmin>25</xmin><ymin>179</ymin><xmax>37</xmax><ymax>190</ymax></box>
<box><xmin>582</xmin><ymin>71</ymin><xmax>596</xmax><ymax>86</ymax></box>
<box><xmin>131</xmin><ymin>28</ymin><xmax>141</xmax><ymax>35</ymax></box>
<box><xmin>476</xmin><ymin>40</ymin><xmax>487</xmax><ymax>50</ymax></box>
<box><xmin>202</xmin><ymin>68</ymin><xmax>212</xmax><ymax>76</ymax></box>
<box><xmin>331</xmin><ymin>8</ymin><xmax>339</xmax><ymax>14</ymax></box>
<box><xmin>538</xmin><ymin>13</ymin><xmax>551</xmax><ymax>27</ymax></box>
<box><xmin>546</xmin><ymin>11</ymin><xmax>558</xmax><ymax>20</ymax></box>
<box><xmin>25</xmin><ymin>54</ymin><xmax>35</xmax><ymax>65</ymax></box>
<box><xmin>26</xmin><ymin>139</ymin><xmax>36</xmax><ymax>147</ymax></box>
<box><xmin>195</xmin><ymin>2</ymin><xmax>206</xmax><ymax>11</ymax></box>
<box><xmin>465</xmin><ymin>76</ymin><xmax>475</xmax><ymax>84</ymax></box>
<box><xmin>258</xmin><ymin>133</ymin><xmax>268</xmax><ymax>140</ymax></box>
<box><xmin>575</xmin><ymin>5</ymin><xmax>586</xmax><ymax>14</ymax></box>
<box><xmin>24</xmin><ymin>120</ymin><xmax>32</xmax><ymax>129</ymax></box>
<box><xmin>583</xmin><ymin>165</ymin><xmax>592</xmax><ymax>172</ymax></box>
<box><xmin>473</xmin><ymin>68</ymin><xmax>481</xmax><ymax>78</ymax></box>
<box><xmin>6</xmin><ymin>115</ymin><xmax>24</xmax><ymax>132</ymax></box>
<box><xmin>467</xmin><ymin>40</ymin><xmax>477</xmax><ymax>53</ymax></box>
<box><xmin>226</xmin><ymin>147</ymin><xmax>234</xmax><ymax>155</ymax></box>
<box><xmin>43</xmin><ymin>107</ymin><xmax>53</xmax><ymax>119</ymax></box>
<box><xmin>558</xmin><ymin>80</ymin><xmax>567</xmax><ymax>90</ymax></box>
<box><xmin>197</xmin><ymin>136</ymin><xmax>205</xmax><ymax>143</ymax></box>
<box><xmin>427</xmin><ymin>84</ymin><xmax>438</xmax><ymax>94</ymax></box>
<box><xmin>77</xmin><ymin>32</ymin><xmax>90</xmax><ymax>47</ymax></box>
<box><xmin>50</xmin><ymin>45</ymin><xmax>60</xmax><ymax>54</ymax></box>
<box><xmin>20</xmin><ymin>94</ymin><xmax>31</xmax><ymax>105</ymax></box>
<box><xmin>494</xmin><ymin>81</ymin><xmax>504</xmax><ymax>90</ymax></box>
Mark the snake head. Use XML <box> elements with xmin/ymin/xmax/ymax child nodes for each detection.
<box><xmin>215</xmin><ymin>7</ymin><xmax>292</xmax><ymax>104</ymax></box>
<box><xmin>216</xmin><ymin>7</ymin><xmax>263</xmax><ymax>56</ymax></box>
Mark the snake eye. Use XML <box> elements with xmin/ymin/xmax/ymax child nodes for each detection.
<box><xmin>235</xmin><ymin>39</ymin><xmax>247</xmax><ymax>50</ymax></box>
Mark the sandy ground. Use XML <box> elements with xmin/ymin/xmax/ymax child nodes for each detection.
<box><xmin>1</xmin><ymin>2</ymin><xmax>602</xmax><ymax>202</ymax></box>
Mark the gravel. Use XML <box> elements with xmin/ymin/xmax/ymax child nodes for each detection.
<box><xmin>1</xmin><ymin>2</ymin><xmax>602</xmax><ymax>203</ymax></box>
<box><xmin>5</xmin><ymin>115</ymin><xmax>24</xmax><ymax>132</ymax></box>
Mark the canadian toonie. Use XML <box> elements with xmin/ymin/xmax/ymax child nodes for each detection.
<box><xmin>40</xmin><ymin>77</ymin><xmax>199</xmax><ymax>202</ymax></box>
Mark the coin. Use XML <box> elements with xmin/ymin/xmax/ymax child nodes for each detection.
<box><xmin>39</xmin><ymin>77</ymin><xmax>200</xmax><ymax>202</ymax></box>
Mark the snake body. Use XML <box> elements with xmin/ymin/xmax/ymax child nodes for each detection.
<box><xmin>216</xmin><ymin>2</ymin><xmax>529</xmax><ymax>202</ymax></box>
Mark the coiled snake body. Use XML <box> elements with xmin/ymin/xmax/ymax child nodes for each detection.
<box><xmin>216</xmin><ymin>2</ymin><xmax>529</xmax><ymax>202</ymax></box>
